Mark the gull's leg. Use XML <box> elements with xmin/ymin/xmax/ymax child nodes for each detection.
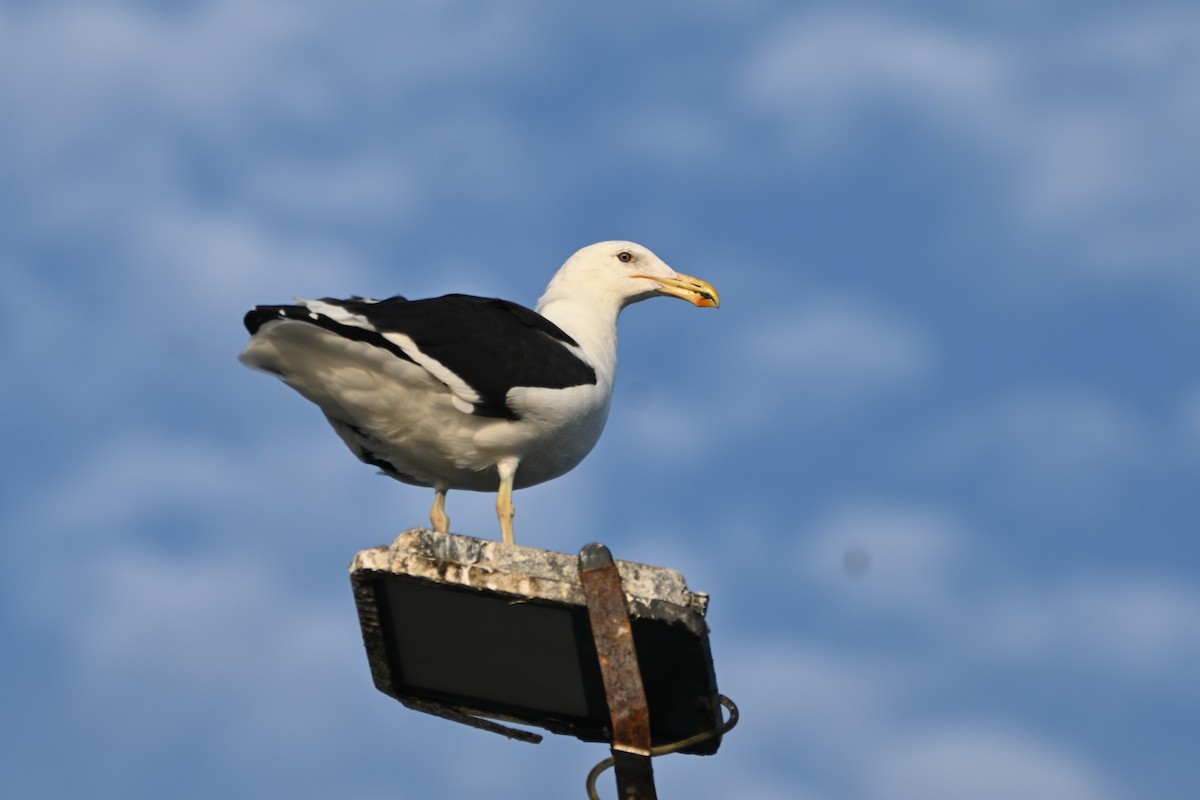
<box><xmin>430</xmin><ymin>485</ymin><xmax>450</xmax><ymax>532</ymax></box>
<box><xmin>495</xmin><ymin>458</ymin><xmax>519</xmax><ymax>545</ymax></box>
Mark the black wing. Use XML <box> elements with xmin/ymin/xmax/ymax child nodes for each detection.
<box><xmin>244</xmin><ymin>294</ymin><xmax>597</xmax><ymax>420</ymax></box>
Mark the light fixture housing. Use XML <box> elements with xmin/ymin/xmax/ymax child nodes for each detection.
<box><xmin>350</xmin><ymin>529</ymin><xmax>723</xmax><ymax>755</ymax></box>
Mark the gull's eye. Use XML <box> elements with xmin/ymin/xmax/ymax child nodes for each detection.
<box><xmin>617</xmin><ymin>250</ymin><xmax>633</xmax><ymax>263</ymax></box>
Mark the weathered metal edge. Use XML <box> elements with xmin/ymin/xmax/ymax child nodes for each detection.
<box><xmin>349</xmin><ymin>529</ymin><xmax>710</xmax><ymax>621</ymax></box>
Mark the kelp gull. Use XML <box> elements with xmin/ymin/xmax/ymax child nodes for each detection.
<box><xmin>239</xmin><ymin>241</ymin><xmax>719</xmax><ymax>544</ymax></box>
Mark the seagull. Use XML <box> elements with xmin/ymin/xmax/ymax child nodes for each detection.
<box><xmin>239</xmin><ymin>241</ymin><xmax>719</xmax><ymax>545</ymax></box>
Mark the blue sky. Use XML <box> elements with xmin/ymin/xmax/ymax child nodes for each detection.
<box><xmin>2</xmin><ymin>1</ymin><xmax>1198</xmax><ymax>798</ymax></box>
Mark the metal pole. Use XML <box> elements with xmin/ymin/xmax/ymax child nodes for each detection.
<box><xmin>578</xmin><ymin>543</ymin><xmax>658</xmax><ymax>800</ymax></box>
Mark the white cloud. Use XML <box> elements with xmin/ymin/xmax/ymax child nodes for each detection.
<box><xmin>71</xmin><ymin>550</ymin><xmax>347</xmax><ymax>695</ymax></box>
<box><xmin>869</xmin><ymin>725</ymin><xmax>1121</xmax><ymax>800</ymax></box>
<box><xmin>790</xmin><ymin>497</ymin><xmax>1200</xmax><ymax>683</ymax></box>
<box><xmin>918</xmin><ymin>387</ymin><xmax>1149</xmax><ymax>493</ymax></box>
<box><xmin>599</xmin><ymin>105</ymin><xmax>733</xmax><ymax>164</ymax></box>
<box><xmin>0</xmin><ymin>1</ymin><xmax>537</xmax><ymax>148</ymax></box>
<box><xmin>132</xmin><ymin>203</ymin><xmax>373</xmax><ymax>309</ymax></box>
<box><xmin>702</xmin><ymin>639</ymin><xmax>1128</xmax><ymax>800</ymax></box>
<box><xmin>241</xmin><ymin>154</ymin><xmax>418</xmax><ymax>226</ymax></box>
<box><xmin>746</xmin><ymin>9</ymin><xmax>1010</xmax><ymax>150</ymax></box>
<box><xmin>721</xmin><ymin>642</ymin><xmax>900</xmax><ymax>769</ymax></box>
<box><xmin>16</xmin><ymin>424</ymin><xmax>411</xmax><ymax>559</ymax></box>
<box><xmin>985</xmin><ymin>576</ymin><xmax>1200</xmax><ymax>677</ymax></box>
<box><xmin>29</xmin><ymin>431</ymin><xmax>253</xmax><ymax>538</ymax></box>
<box><xmin>742</xmin><ymin>6</ymin><xmax>1200</xmax><ymax>281</ymax></box>
<box><xmin>746</xmin><ymin>298</ymin><xmax>932</xmax><ymax>400</ymax></box>
<box><xmin>0</xmin><ymin>0</ymin><xmax>540</xmax><ymax>278</ymax></box>
<box><xmin>616</xmin><ymin>394</ymin><xmax>718</xmax><ymax>463</ymax></box>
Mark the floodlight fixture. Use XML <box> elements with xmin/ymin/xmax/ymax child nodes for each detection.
<box><xmin>349</xmin><ymin>529</ymin><xmax>727</xmax><ymax>756</ymax></box>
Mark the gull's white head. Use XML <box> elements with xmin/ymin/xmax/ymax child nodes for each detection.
<box><xmin>539</xmin><ymin>240</ymin><xmax>720</xmax><ymax>312</ymax></box>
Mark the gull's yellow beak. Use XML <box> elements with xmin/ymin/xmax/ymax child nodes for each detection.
<box><xmin>636</xmin><ymin>273</ymin><xmax>721</xmax><ymax>308</ymax></box>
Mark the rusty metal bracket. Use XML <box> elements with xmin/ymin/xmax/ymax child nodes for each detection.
<box><xmin>586</xmin><ymin>694</ymin><xmax>739</xmax><ymax>800</ymax></box>
<box><xmin>578</xmin><ymin>543</ymin><xmax>658</xmax><ymax>800</ymax></box>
